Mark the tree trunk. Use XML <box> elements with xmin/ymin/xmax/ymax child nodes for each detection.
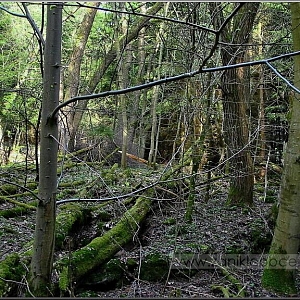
<box><xmin>65</xmin><ymin>3</ymin><xmax>164</xmax><ymax>152</ymax></box>
<box><xmin>30</xmin><ymin>3</ymin><xmax>62</xmax><ymax>296</ymax></box>
<box><xmin>135</xmin><ymin>4</ymin><xmax>147</xmax><ymax>159</ymax></box>
<box><xmin>261</xmin><ymin>3</ymin><xmax>300</xmax><ymax>294</ymax></box>
<box><xmin>60</xmin><ymin>2</ymin><xmax>100</xmax><ymax>152</ymax></box>
<box><xmin>148</xmin><ymin>3</ymin><xmax>169</xmax><ymax>165</ymax></box>
<box><xmin>212</xmin><ymin>3</ymin><xmax>259</xmax><ymax>205</ymax></box>
<box><xmin>116</xmin><ymin>2</ymin><xmax>131</xmax><ymax>168</ymax></box>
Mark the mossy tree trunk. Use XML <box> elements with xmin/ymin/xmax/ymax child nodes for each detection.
<box><xmin>30</xmin><ymin>3</ymin><xmax>62</xmax><ymax>296</ymax></box>
<box><xmin>261</xmin><ymin>3</ymin><xmax>300</xmax><ymax>295</ymax></box>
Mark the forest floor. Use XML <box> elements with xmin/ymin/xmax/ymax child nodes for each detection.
<box><xmin>0</xmin><ymin>159</ymin><xmax>299</xmax><ymax>298</ymax></box>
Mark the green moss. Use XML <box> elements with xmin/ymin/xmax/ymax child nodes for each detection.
<box><xmin>26</xmin><ymin>182</ymin><xmax>38</xmax><ymax>190</ymax></box>
<box><xmin>82</xmin><ymin>259</ymin><xmax>127</xmax><ymax>290</ymax></box>
<box><xmin>56</xmin><ymin>196</ymin><xmax>152</xmax><ymax>292</ymax></box>
<box><xmin>225</xmin><ymin>245</ymin><xmax>244</xmax><ymax>254</ymax></box>
<box><xmin>58</xmin><ymin>179</ymin><xmax>86</xmax><ymax>188</ymax></box>
<box><xmin>262</xmin><ymin>246</ymin><xmax>297</xmax><ymax>295</ymax></box>
<box><xmin>0</xmin><ymin>200</ymin><xmax>36</xmax><ymax>218</ymax></box>
<box><xmin>0</xmin><ymin>184</ymin><xmax>18</xmax><ymax>195</ymax></box>
<box><xmin>77</xmin><ymin>290</ymin><xmax>98</xmax><ymax>297</ymax></box>
<box><xmin>126</xmin><ymin>258</ymin><xmax>137</xmax><ymax>270</ymax></box>
<box><xmin>0</xmin><ymin>253</ymin><xmax>25</xmax><ymax>296</ymax></box>
<box><xmin>265</xmin><ymin>195</ymin><xmax>277</xmax><ymax>203</ymax></box>
<box><xmin>163</xmin><ymin>217</ymin><xmax>176</xmax><ymax>225</ymax></box>
<box><xmin>262</xmin><ymin>268</ymin><xmax>296</xmax><ymax>295</ymax></box>
<box><xmin>55</xmin><ymin>203</ymin><xmax>91</xmax><ymax>249</ymax></box>
<box><xmin>140</xmin><ymin>253</ymin><xmax>169</xmax><ymax>281</ymax></box>
<box><xmin>58</xmin><ymin>266</ymin><xmax>70</xmax><ymax>292</ymax></box>
<box><xmin>140</xmin><ymin>253</ymin><xmax>169</xmax><ymax>282</ymax></box>
<box><xmin>199</xmin><ymin>244</ymin><xmax>210</xmax><ymax>253</ymax></box>
<box><xmin>97</xmin><ymin>210</ymin><xmax>112</xmax><ymax>221</ymax></box>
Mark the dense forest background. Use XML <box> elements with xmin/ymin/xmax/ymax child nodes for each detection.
<box><xmin>0</xmin><ymin>2</ymin><xmax>300</xmax><ymax>297</ymax></box>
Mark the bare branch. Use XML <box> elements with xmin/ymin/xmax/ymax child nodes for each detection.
<box><xmin>49</xmin><ymin>50</ymin><xmax>300</xmax><ymax>120</ymax></box>
<box><xmin>22</xmin><ymin>3</ymin><xmax>45</xmax><ymax>47</ymax></box>
<box><xmin>0</xmin><ymin>5</ymin><xmax>26</xmax><ymax>18</ymax></box>
<box><xmin>265</xmin><ymin>61</ymin><xmax>300</xmax><ymax>94</ymax></box>
<box><xmin>0</xmin><ymin>178</ymin><xmax>40</xmax><ymax>201</ymax></box>
<box><xmin>201</xmin><ymin>3</ymin><xmax>245</xmax><ymax>68</ymax></box>
<box><xmin>72</xmin><ymin>2</ymin><xmax>217</xmax><ymax>34</ymax></box>
<box><xmin>56</xmin><ymin>182</ymin><xmax>156</xmax><ymax>205</ymax></box>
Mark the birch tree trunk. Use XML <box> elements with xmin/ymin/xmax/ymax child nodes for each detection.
<box><xmin>262</xmin><ymin>3</ymin><xmax>300</xmax><ymax>294</ymax></box>
<box><xmin>30</xmin><ymin>3</ymin><xmax>62</xmax><ymax>296</ymax></box>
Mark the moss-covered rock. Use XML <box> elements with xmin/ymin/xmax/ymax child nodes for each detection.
<box><xmin>81</xmin><ymin>258</ymin><xmax>128</xmax><ymax>291</ymax></box>
<box><xmin>140</xmin><ymin>253</ymin><xmax>169</xmax><ymax>282</ymax></box>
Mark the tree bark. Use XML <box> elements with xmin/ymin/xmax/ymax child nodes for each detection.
<box><xmin>212</xmin><ymin>3</ymin><xmax>259</xmax><ymax>205</ymax></box>
<box><xmin>116</xmin><ymin>2</ymin><xmax>130</xmax><ymax>168</ymax></box>
<box><xmin>30</xmin><ymin>3</ymin><xmax>62</xmax><ymax>296</ymax></box>
<box><xmin>262</xmin><ymin>3</ymin><xmax>300</xmax><ymax>294</ymax></box>
<box><xmin>61</xmin><ymin>2</ymin><xmax>100</xmax><ymax>152</ymax></box>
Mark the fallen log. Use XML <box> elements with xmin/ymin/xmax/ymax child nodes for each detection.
<box><xmin>56</xmin><ymin>192</ymin><xmax>153</xmax><ymax>292</ymax></box>
<box><xmin>55</xmin><ymin>139</ymin><xmax>206</xmax><ymax>292</ymax></box>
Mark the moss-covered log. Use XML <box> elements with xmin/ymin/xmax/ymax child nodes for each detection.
<box><xmin>0</xmin><ymin>199</ymin><xmax>36</xmax><ymax>218</ymax></box>
<box><xmin>56</xmin><ymin>193</ymin><xmax>152</xmax><ymax>292</ymax></box>
<box><xmin>55</xmin><ymin>203</ymin><xmax>92</xmax><ymax>249</ymax></box>
<box><xmin>211</xmin><ymin>264</ymin><xmax>246</xmax><ymax>297</ymax></box>
<box><xmin>0</xmin><ymin>203</ymin><xmax>95</xmax><ymax>296</ymax></box>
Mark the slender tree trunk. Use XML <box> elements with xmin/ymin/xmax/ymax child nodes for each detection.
<box><xmin>30</xmin><ymin>3</ymin><xmax>62</xmax><ymax>296</ymax></box>
<box><xmin>65</xmin><ymin>3</ymin><xmax>164</xmax><ymax>152</ymax></box>
<box><xmin>262</xmin><ymin>3</ymin><xmax>300</xmax><ymax>294</ymax></box>
<box><xmin>148</xmin><ymin>3</ymin><xmax>169</xmax><ymax>165</ymax></box>
<box><xmin>257</xmin><ymin>22</ymin><xmax>266</xmax><ymax>162</ymax></box>
<box><xmin>135</xmin><ymin>4</ymin><xmax>147</xmax><ymax>159</ymax></box>
<box><xmin>116</xmin><ymin>2</ymin><xmax>131</xmax><ymax>168</ymax></box>
<box><xmin>60</xmin><ymin>2</ymin><xmax>100</xmax><ymax>152</ymax></box>
<box><xmin>148</xmin><ymin>84</ymin><xmax>159</xmax><ymax>165</ymax></box>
